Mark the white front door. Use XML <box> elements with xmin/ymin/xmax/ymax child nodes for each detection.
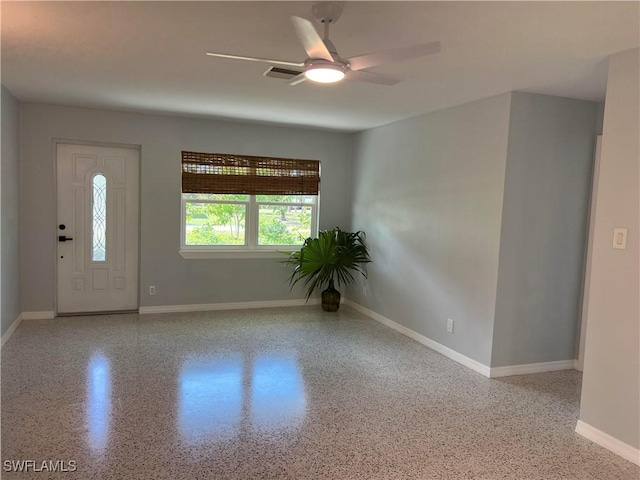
<box><xmin>56</xmin><ymin>143</ymin><xmax>139</xmax><ymax>314</ymax></box>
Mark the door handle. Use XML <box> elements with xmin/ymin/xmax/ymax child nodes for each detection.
<box><xmin>58</xmin><ymin>235</ymin><xmax>73</xmax><ymax>242</ymax></box>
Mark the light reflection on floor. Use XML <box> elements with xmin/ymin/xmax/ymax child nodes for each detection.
<box><xmin>86</xmin><ymin>353</ymin><xmax>111</xmax><ymax>453</ymax></box>
<box><xmin>250</xmin><ymin>354</ymin><xmax>306</xmax><ymax>430</ymax></box>
<box><xmin>178</xmin><ymin>354</ymin><xmax>244</xmax><ymax>443</ymax></box>
<box><xmin>178</xmin><ymin>352</ymin><xmax>306</xmax><ymax>445</ymax></box>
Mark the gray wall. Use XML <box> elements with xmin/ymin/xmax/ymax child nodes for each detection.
<box><xmin>1</xmin><ymin>85</ymin><xmax>21</xmax><ymax>335</ymax></box>
<box><xmin>580</xmin><ymin>48</ymin><xmax>639</xmax><ymax>449</ymax></box>
<box><xmin>595</xmin><ymin>102</ymin><xmax>605</xmax><ymax>135</ymax></box>
<box><xmin>19</xmin><ymin>104</ymin><xmax>352</xmax><ymax>311</ymax></box>
<box><xmin>349</xmin><ymin>93</ymin><xmax>513</xmax><ymax>366</ymax></box>
<box><xmin>349</xmin><ymin>91</ymin><xmax>598</xmax><ymax>368</ymax></box>
<box><xmin>491</xmin><ymin>93</ymin><xmax>597</xmax><ymax>367</ymax></box>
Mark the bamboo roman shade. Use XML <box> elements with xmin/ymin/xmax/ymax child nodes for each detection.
<box><xmin>182</xmin><ymin>151</ymin><xmax>320</xmax><ymax>195</ymax></box>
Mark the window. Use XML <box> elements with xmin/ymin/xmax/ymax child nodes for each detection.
<box><xmin>92</xmin><ymin>174</ymin><xmax>107</xmax><ymax>262</ymax></box>
<box><xmin>180</xmin><ymin>151</ymin><xmax>319</xmax><ymax>257</ymax></box>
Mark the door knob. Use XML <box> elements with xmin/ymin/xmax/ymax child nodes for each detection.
<box><xmin>58</xmin><ymin>235</ymin><xmax>73</xmax><ymax>242</ymax></box>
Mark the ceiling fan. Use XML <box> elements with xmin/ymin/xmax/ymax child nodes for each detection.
<box><xmin>206</xmin><ymin>1</ymin><xmax>441</xmax><ymax>86</ymax></box>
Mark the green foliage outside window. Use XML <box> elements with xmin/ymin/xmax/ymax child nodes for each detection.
<box><xmin>184</xmin><ymin>197</ymin><xmax>313</xmax><ymax>247</ymax></box>
<box><xmin>257</xmin><ymin>205</ymin><xmax>312</xmax><ymax>245</ymax></box>
<box><xmin>185</xmin><ymin>201</ymin><xmax>246</xmax><ymax>245</ymax></box>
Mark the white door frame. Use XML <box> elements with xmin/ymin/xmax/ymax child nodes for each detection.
<box><xmin>53</xmin><ymin>139</ymin><xmax>142</xmax><ymax>316</ymax></box>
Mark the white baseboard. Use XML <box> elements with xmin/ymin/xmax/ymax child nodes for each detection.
<box><xmin>489</xmin><ymin>359</ymin><xmax>577</xmax><ymax>378</ymax></box>
<box><xmin>343</xmin><ymin>299</ymin><xmax>492</xmax><ymax>378</ymax></box>
<box><xmin>576</xmin><ymin>420</ymin><xmax>640</xmax><ymax>466</ymax></box>
<box><xmin>344</xmin><ymin>300</ymin><xmax>581</xmax><ymax>380</ymax></box>
<box><xmin>1</xmin><ymin>314</ymin><xmax>23</xmax><ymax>348</ymax></box>
<box><xmin>139</xmin><ymin>298</ymin><xmax>321</xmax><ymax>315</ymax></box>
<box><xmin>22</xmin><ymin>311</ymin><xmax>55</xmax><ymax>320</ymax></box>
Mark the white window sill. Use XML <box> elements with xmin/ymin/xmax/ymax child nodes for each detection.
<box><xmin>179</xmin><ymin>249</ymin><xmax>295</xmax><ymax>259</ymax></box>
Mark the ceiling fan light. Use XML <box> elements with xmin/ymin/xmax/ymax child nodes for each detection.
<box><xmin>304</xmin><ymin>64</ymin><xmax>345</xmax><ymax>83</ymax></box>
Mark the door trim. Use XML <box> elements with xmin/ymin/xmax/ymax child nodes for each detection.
<box><xmin>52</xmin><ymin>139</ymin><xmax>142</xmax><ymax>317</ymax></box>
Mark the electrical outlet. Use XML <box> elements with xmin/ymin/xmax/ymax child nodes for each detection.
<box><xmin>446</xmin><ymin>318</ymin><xmax>454</xmax><ymax>334</ymax></box>
<box><xmin>149</xmin><ymin>286</ymin><xmax>156</xmax><ymax>296</ymax></box>
<box><xmin>362</xmin><ymin>285</ymin><xmax>368</xmax><ymax>297</ymax></box>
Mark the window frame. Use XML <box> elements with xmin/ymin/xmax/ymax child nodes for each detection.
<box><xmin>179</xmin><ymin>194</ymin><xmax>318</xmax><ymax>259</ymax></box>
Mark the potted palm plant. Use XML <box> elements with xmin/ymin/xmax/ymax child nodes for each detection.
<box><xmin>285</xmin><ymin>227</ymin><xmax>371</xmax><ymax>311</ymax></box>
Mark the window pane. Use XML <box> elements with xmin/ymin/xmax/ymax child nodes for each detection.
<box><xmin>185</xmin><ymin>202</ymin><xmax>246</xmax><ymax>245</ymax></box>
<box><xmin>183</xmin><ymin>193</ymin><xmax>250</xmax><ymax>202</ymax></box>
<box><xmin>258</xmin><ymin>205</ymin><xmax>312</xmax><ymax>246</ymax></box>
<box><xmin>255</xmin><ymin>195</ymin><xmax>315</xmax><ymax>204</ymax></box>
<box><xmin>92</xmin><ymin>174</ymin><xmax>107</xmax><ymax>261</ymax></box>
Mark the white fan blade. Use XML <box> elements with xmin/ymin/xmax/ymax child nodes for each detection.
<box><xmin>206</xmin><ymin>52</ymin><xmax>304</xmax><ymax>68</ymax></box>
<box><xmin>347</xmin><ymin>41</ymin><xmax>441</xmax><ymax>71</ymax></box>
<box><xmin>291</xmin><ymin>16</ymin><xmax>334</xmax><ymax>62</ymax></box>
<box><xmin>289</xmin><ymin>73</ymin><xmax>308</xmax><ymax>86</ymax></box>
<box><xmin>347</xmin><ymin>69</ymin><xmax>401</xmax><ymax>86</ymax></box>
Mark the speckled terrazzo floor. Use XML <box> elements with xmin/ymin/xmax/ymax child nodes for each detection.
<box><xmin>1</xmin><ymin>306</ymin><xmax>638</xmax><ymax>480</ymax></box>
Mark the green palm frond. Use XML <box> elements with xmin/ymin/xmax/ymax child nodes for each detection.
<box><xmin>285</xmin><ymin>227</ymin><xmax>371</xmax><ymax>300</ymax></box>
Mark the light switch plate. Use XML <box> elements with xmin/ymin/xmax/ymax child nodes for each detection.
<box><xmin>613</xmin><ymin>228</ymin><xmax>628</xmax><ymax>250</ymax></box>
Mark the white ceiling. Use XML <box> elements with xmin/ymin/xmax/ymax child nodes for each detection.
<box><xmin>2</xmin><ymin>1</ymin><xmax>638</xmax><ymax>131</ymax></box>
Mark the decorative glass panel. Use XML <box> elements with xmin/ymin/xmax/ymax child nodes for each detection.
<box><xmin>92</xmin><ymin>174</ymin><xmax>107</xmax><ymax>262</ymax></box>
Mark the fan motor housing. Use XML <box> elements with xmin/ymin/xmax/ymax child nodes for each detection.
<box><xmin>305</xmin><ymin>58</ymin><xmax>347</xmax><ymax>72</ymax></box>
